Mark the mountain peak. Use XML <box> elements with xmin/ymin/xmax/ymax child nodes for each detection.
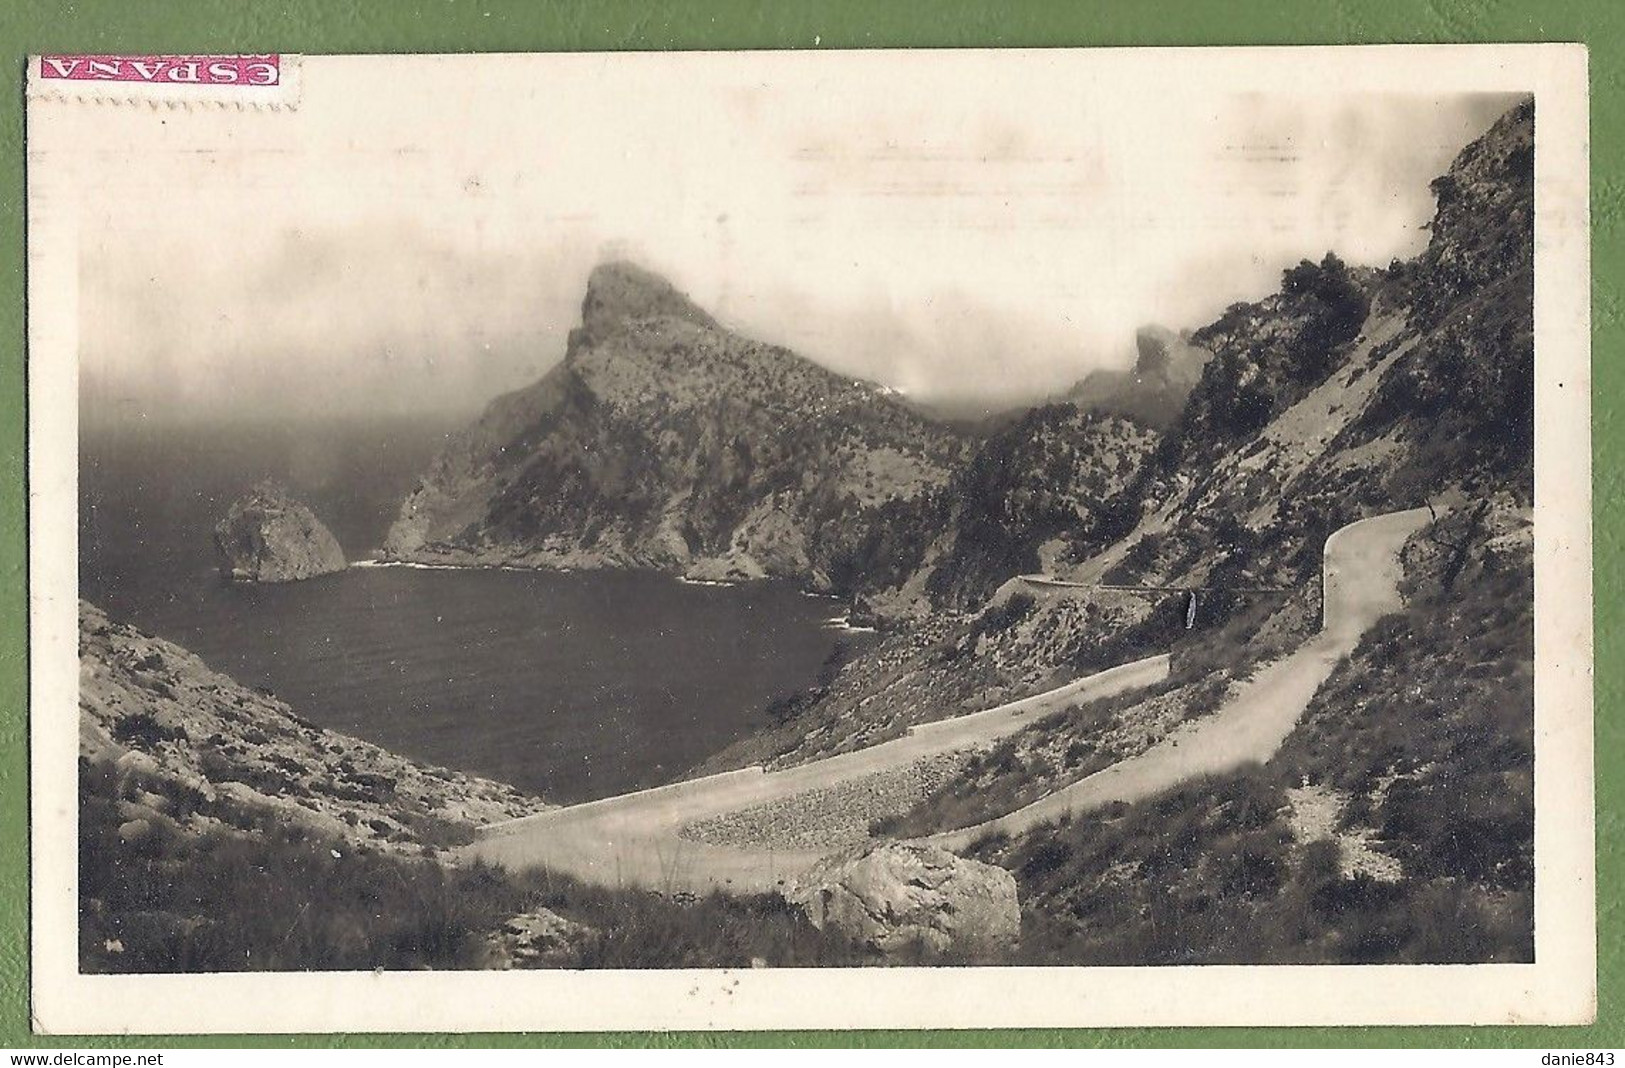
<box><xmin>1133</xmin><ymin>325</ymin><xmax>1176</xmax><ymax>377</ymax></box>
<box><xmin>1132</xmin><ymin>324</ymin><xmax>1210</xmax><ymax>386</ymax></box>
<box><xmin>578</xmin><ymin>261</ymin><xmax>718</xmax><ymax>342</ymax></box>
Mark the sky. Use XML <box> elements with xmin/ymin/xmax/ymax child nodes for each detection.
<box><xmin>36</xmin><ymin>52</ymin><xmax>1523</xmax><ymax>425</ymax></box>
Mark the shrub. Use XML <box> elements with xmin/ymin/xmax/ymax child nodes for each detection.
<box><xmin>1281</xmin><ymin>253</ymin><xmax>1369</xmax><ymax>384</ymax></box>
<box><xmin>968</xmin><ymin>592</ymin><xmax>1036</xmax><ymax>644</ymax></box>
<box><xmin>112</xmin><ymin>712</ymin><xmax>186</xmax><ymax>750</ymax></box>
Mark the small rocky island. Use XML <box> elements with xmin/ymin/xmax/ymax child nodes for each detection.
<box><xmin>214</xmin><ymin>481</ymin><xmax>347</xmax><ymax>583</ymax></box>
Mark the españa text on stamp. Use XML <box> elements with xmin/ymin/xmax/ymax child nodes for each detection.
<box><xmin>28</xmin><ymin>53</ymin><xmax>298</xmax><ymax>108</ymax></box>
<box><xmin>38</xmin><ymin>54</ymin><xmax>282</xmax><ymax>86</ymax></box>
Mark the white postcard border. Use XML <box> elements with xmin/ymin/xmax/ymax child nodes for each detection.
<box><xmin>26</xmin><ymin>43</ymin><xmax>1594</xmax><ymax>1033</ymax></box>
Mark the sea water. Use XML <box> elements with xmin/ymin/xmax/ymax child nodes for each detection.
<box><xmin>80</xmin><ymin>417</ymin><xmax>861</xmax><ymax>803</ymax></box>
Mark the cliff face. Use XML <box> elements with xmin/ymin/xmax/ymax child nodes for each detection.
<box><xmin>214</xmin><ymin>481</ymin><xmax>347</xmax><ymax>583</ymax></box>
<box><xmin>385</xmin><ymin>262</ymin><xmax>965</xmax><ymax>593</ymax></box>
<box><xmin>1086</xmin><ymin>96</ymin><xmax>1534</xmax><ymax>594</ymax></box>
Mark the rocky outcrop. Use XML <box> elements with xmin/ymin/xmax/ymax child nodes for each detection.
<box><xmin>214</xmin><ymin>481</ymin><xmax>347</xmax><ymax>583</ymax></box>
<box><xmin>785</xmin><ymin>841</ymin><xmax>1020</xmax><ymax>955</ymax></box>
<box><xmin>1064</xmin><ymin>325</ymin><xmax>1214</xmax><ymax>428</ymax></box>
<box><xmin>483</xmin><ymin>907</ymin><xmax>599</xmax><ymax>969</ymax></box>
<box><xmin>384</xmin><ymin>261</ymin><xmax>965</xmax><ymax>597</ymax></box>
<box><xmin>79</xmin><ymin>601</ymin><xmax>546</xmax><ymax>856</ymax></box>
<box><xmin>920</xmin><ymin>405</ymin><xmax>1159</xmax><ymax>609</ymax></box>
<box><xmin>576</xmin><ymin>259</ymin><xmax>719</xmax><ymax>343</ymax></box>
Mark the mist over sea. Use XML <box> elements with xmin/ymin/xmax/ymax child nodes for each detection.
<box><xmin>79</xmin><ymin>416</ymin><xmax>859</xmax><ymax>803</ymax></box>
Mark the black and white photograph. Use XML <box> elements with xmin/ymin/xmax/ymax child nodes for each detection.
<box><xmin>25</xmin><ymin>47</ymin><xmax>1593</xmax><ymax>1032</ymax></box>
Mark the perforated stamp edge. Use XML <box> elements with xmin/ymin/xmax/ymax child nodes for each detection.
<box><xmin>26</xmin><ymin>54</ymin><xmax>302</xmax><ymax>110</ymax></box>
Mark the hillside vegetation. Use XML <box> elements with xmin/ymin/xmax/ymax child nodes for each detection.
<box><xmin>980</xmin><ymin>532</ymin><xmax>1532</xmax><ymax>965</ymax></box>
<box><xmin>80</xmin><ymin>757</ymin><xmax>876</xmax><ymax>971</ymax></box>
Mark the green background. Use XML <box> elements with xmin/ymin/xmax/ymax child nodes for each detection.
<box><xmin>0</xmin><ymin>0</ymin><xmax>1615</xmax><ymax>1050</ymax></box>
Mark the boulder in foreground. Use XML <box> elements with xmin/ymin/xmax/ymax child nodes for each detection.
<box><xmin>483</xmin><ymin>907</ymin><xmax>600</xmax><ymax>969</ymax></box>
<box><xmin>785</xmin><ymin>841</ymin><xmax>1020</xmax><ymax>956</ymax></box>
<box><xmin>214</xmin><ymin>481</ymin><xmax>347</xmax><ymax>583</ymax></box>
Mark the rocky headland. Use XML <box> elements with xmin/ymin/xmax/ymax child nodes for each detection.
<box><xmin>382</xmin><ymin>261</ymin><xmax>966</xmax><ymax>594</ymax></box>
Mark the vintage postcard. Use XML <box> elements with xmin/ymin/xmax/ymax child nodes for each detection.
<box><xmin>25</xmin><ymin>46</ymin><xmax>1593</xmax><ymax>1032</ymax></box>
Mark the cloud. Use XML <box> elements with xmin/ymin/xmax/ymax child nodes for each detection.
<box><xmin>49</xmin><ymin>54</ymin><xmax>1520</xmax><ymax>426</ymax></box>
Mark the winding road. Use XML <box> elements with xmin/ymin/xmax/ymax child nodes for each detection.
<box><xmin>466</xmin><ymin>653</ymin><xmax>1167</xmax><ymax>891</ymax></box>
<box><xmin>932</xmin><ymin>507</ymin><xmax>1432</xmax><ymax>849</ymax></box>
<box><xmin>465</xmin><ymin>508</ymin><xmax>1430</xmax><ymax>893</ymax></box>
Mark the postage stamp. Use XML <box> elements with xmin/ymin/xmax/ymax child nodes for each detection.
<box><xmin>27</xmin><ymin>53</ymin><xmax>298</xmax><ymax>107</ymax></box>
<box><xmin>24</xmin><ymin>46</ymin><xmax>1593</xmax><ymax>1033</ymax></box>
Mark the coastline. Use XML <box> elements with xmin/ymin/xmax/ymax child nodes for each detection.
<box><xmin>353</xmin><ymin>553</ymin><xmax>866</xmax><ymax>614</ymax></box>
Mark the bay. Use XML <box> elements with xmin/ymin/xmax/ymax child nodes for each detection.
<box><xmin>80</xmin><ymin>417</ymin><xmax>860</xmax><ymax>803</ymax></box>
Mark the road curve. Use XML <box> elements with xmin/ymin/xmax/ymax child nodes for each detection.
<box><xmin>929</xmin><ymin>507</ymin><xmax>1432</xmax><ymax>850</ymax></box>
<box><xmin>465</xmin><ymin>507</ymin><xmax>1429</xmax><ymax>891</ymax></box>
<box><xmin>464</xmin><ymin>651</ymin><xmax>1170</xmax><ymax>892</ymax></box>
